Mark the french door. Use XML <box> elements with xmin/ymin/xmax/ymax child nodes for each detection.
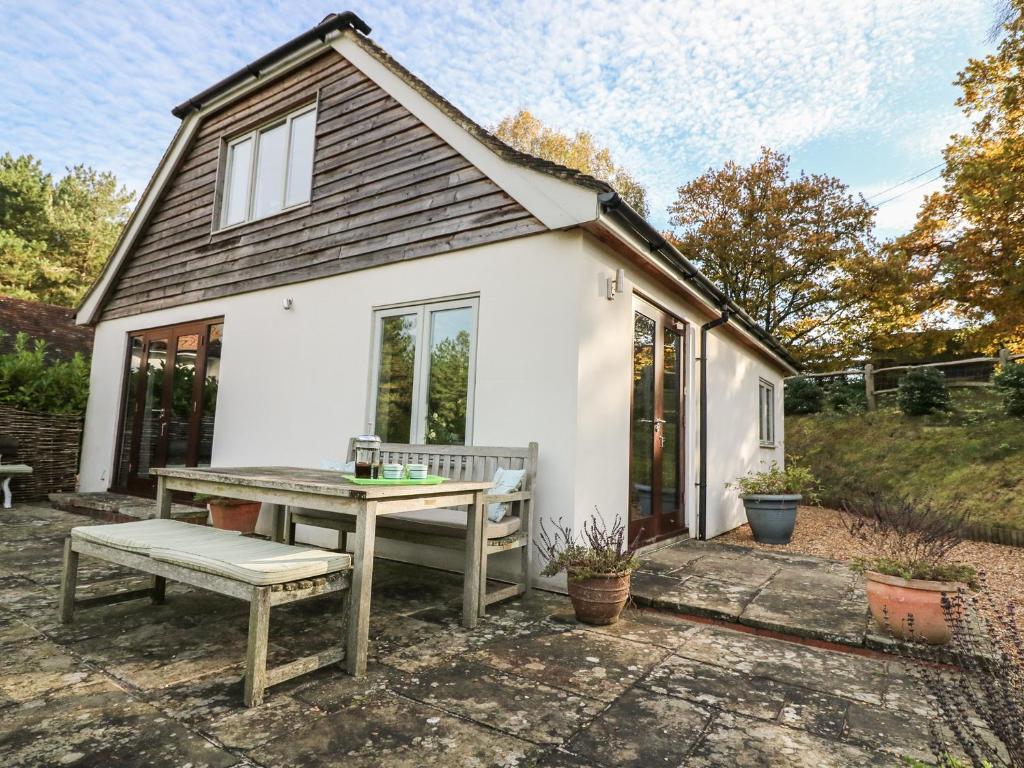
<box><xmin>629</xmin><ymin>298</ymin><xmax>687</xmax><ymax>545</ymax></box>
<box><xmin>114</xmin><ymin>319</ymin><xmax>224</xmax><ymax>495</ymax></box>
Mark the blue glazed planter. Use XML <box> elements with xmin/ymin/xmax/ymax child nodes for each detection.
<box><xmin>740</xmin><ymin>494</ymin><xmax>802</xmax><ymax>545</ymax></box>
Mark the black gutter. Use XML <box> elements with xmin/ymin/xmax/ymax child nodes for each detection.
<box><xmin>698</xmin><ymin>310</ymin><xmax>730</xmax><ymax>540</ymax></box>
<box><xmin>171</xmin><ymin>12</ymin><xmax>372</xmax><ymax>119</ymax></box>
<box><xmin>597</xmin><ymin>192</ymin><xmax>799</xmax><ymax>372</ymax></box>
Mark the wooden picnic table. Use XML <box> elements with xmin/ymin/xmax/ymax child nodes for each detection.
<box><xmin>151</xmin><ymin>466</ymin><xmax>493</xmax><ymax>676</ymax></box>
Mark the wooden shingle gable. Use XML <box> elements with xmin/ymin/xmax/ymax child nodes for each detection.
<box><xmin>98</xmin><ymin>49</ymin><xmax>546</xmax><ymax>321</ymax></box>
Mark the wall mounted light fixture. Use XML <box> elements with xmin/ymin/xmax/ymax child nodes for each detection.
<box><xmin>606</xmin><ymin>268</ymin><xmax>625</xmax><ymax>301</ymax></box>
<box><xmin>282</xmin><ymin>298</ymin><xmax>294</xmax><ymax>311</ymax></box>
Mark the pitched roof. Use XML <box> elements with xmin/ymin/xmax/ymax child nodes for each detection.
<box><xmin>0</xmin><ymin>296</ymin><xmax>94</xmax><ymax>360</ymax></box>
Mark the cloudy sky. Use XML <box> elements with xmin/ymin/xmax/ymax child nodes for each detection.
<box><xmin>0</xmin><ymin>1</ymin><xmax>996</xmax><ymax>236</ymax></box>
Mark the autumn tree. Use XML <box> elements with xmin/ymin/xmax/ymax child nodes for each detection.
<box><xmin>667</xmin><ymin>147</ymin><xmax>891</xmax><ymax>366</ymax></box>
<box><xmin>493</xmin><ymin>110</ymin><xmax>650</xmax><ymax>217</ymax></box>
<box><xmin>0</xmin><ymin>153</ymin><xmax>134</xmax><ymax>306</ymax></box>
<box><xmin>895</xmin><ymin>0</ymin><xmax>1024</xmax><ymax>352</ymax></box>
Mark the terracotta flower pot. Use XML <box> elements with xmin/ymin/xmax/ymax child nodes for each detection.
<box><xmin>566</xmin><ymin>572</ymin><xmax>631</xmax><ymax>625</ymax></box>
<box><xmin>864</xmin><ymin>570</ymin><xmax>964</xmax><ymax>645</ymax></box>
<box><xmin>208</xmin><ymin>501</ymin><xmax>262</xmax><ymax>534</ymax></box>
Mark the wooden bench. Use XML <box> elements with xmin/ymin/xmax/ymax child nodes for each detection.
<box><xmin>0</xmin><ymin>464</ymin><xmax>32</xmax><ymax>509</ymax></box>
<box><xmin>288</xmin><ymin>442</ymin><xmax>537</xmax><ymax>616</ymax></box>
<box><xmin>59</xmin><ymin>519</ymin><xmax>352</xmax><ymax>706</ymax></box>
<box><xmin>0</xmin><ymin>436</ymin><xmax>31</xmax><ymax>509</ymax></box>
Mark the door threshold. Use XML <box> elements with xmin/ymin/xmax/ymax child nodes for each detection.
<box><xmin>634</xmin><ymin>531</ymin><xmax>691</xmax><ymax>557</ymax></box>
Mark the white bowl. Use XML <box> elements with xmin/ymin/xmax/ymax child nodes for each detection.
<box><xmin>382</xmin><ymin>463</ymin><xmax>404</xmax><ymax>479</ymax></box>
<box><xmin>406</xmin><ymin>463</ymin><xmax>428</xmax><ymax>479</ymax></box>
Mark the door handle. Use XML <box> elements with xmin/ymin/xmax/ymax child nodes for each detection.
<box><xmin>156</xmin><ymin>408</ymin><xmax>167</xmax><ymax>437</ymax></box>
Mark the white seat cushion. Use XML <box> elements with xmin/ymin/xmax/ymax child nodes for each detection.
<box><xmin>150</xmin><ymin>537</ymin><xmax>352</xmax><ymax>586</ymax></box>
<box><xmin>71</xmin><ymin>519</ymin><xmax>240</xmax><ymax>555</ymax></box>
<box><xmin>386</xmin><ymin>507</ymin><xmax>522</xmax><ymax>539</ymax></box>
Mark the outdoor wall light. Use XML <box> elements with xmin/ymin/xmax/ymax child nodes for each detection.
<box><xmin>606</xmin><ymin>268</ymin><xmax>625</xmax><ymax>301</ymax></box>
<box><xmin>282</xmin><ymin>297</ymin><xmax>294</xmax><ymax>311</ymax></box>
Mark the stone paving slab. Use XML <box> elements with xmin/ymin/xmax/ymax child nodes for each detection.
<box><xmin>0</xmin><ymin>503</ymin><xmax>958</xmax><ymax>767</ymax></box>
<box><xmin>633</xmin><ymin>539</ymin><xmax>873</xmax><ymax>647</ymax></box>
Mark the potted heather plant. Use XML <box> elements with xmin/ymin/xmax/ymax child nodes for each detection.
<box><xmin>731</xmin><ymin>462</ymin><xmax>818</xmax><ymax>545</ymax></box>
<box><xmin>841</xmin><ymin>494</ymin><xmax>977</xmax><ymax>645</ymax></box>
<box><xmin>194</xmin><ymin>494</ymin><xmax>262</xmax><ymax>534</ymax></box>
<box><xmin>535</xmin><ymin>510</ymin><xmax>639</xmax><ymax>626</ymax></box>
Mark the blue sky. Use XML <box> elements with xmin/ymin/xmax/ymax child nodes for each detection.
<box><xmin>0</xmin><ymin>1</ymin><xmax>996</xmax><ymax>237</ymax></box>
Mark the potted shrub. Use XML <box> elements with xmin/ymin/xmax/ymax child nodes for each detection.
<box><xmin>842</xmin><ymin>494</ymin><xmax>977</xmax><ymax>645</ymax></box>
<box><xmin>195</xmin><ymin>494</ymin><xmax>262</xmax><ymax>534</ymax></box>
<box><xmin>731</xmin><ymin>463</ymin><xmax>818</xmax><ymax>545</ymax></box>
<box><xmin>535</xmin><ymin>511</ymin><xmax>639</xmax><ymax>626</ymax></box>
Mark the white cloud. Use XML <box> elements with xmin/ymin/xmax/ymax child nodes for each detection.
<box><xmin>0</xmin><ymin>0</ymin><xmax>992</xmax><ymax>232</ymax></box>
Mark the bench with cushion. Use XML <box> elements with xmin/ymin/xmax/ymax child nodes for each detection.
<box><xmin>288</xmin><ymin>441</ymin><xmax>537</xmax><ymax>616</ymax></box>
<box><xmin>59</xmin><ymin>518</ymin><xmax>352</xmax><ymax>706</ymax></box>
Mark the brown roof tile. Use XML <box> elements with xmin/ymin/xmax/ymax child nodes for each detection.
<box><xmin>0</xmin><ymin>296</ymin><xmax>94</xmax><ymax>361</ymax></box>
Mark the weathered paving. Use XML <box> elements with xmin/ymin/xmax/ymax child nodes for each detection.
<box><xmin>0</xmin><ymin>503</ymin><xmax>948</xmax><ymax>766</ymax></box>
<box><xmin>632</xmin><ymin>539</ymin><xmax>874</xmax><ymax>646</ymax></box>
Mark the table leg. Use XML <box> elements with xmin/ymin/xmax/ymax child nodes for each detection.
<box><xmin>346</xmin><ymin>501</ymin><xmax>377</xmax><ymax>677</ymax></box>
<box><xmin>153</xmin><ymin>476</ymin><xmax>171</xmax><ymax>601</ymax></box>
<box><xmin>463</xmin><ymin>493</ymin><xmax>485</xmax><ymax>629</ymax></box>
<box><xmin>269</xmin><ymin>504</ymin><xmax>285</xmax><ymax>543</ymax></box>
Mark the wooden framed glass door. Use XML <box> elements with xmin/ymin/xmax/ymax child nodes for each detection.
<box><xmin>629</xmin><ymin>298</ymin><xmax>687</xmax><ymax>545</ymax></box>
<box><xmin>114</xmin><ymin>319</ymin><xmax>224</xmax><ymax>495</ymax></box>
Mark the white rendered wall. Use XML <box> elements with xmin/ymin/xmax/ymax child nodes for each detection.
<box><xmin>575</xmin><ymin>234</ymin><xmax>787</xmax><ymax>542</ymax></box>
<box><xmin>79</xmin><ymin>227</ymin><xmax>787</xmax><ymax>588</ymax></box>
<box><xmin>80</xmin><ymin>231</ymin><xmax>584</xmax><ymax>582</ymax></box>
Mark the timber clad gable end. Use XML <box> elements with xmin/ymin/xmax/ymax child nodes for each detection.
<box><xmin>101</xmin><ymin>50</ymin><xmax>546</xmax><ymax>320</ymax></box>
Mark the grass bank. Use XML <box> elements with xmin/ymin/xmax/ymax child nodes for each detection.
<box><xmin>786</xmin><ymin>389</ymin><xmax>1024</xmax><ymax>532</ymax></box>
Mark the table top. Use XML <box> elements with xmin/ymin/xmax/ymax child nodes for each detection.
<box><xmin>0</xmin><ymin>464</ymin><xmax>32</xmax><ymax>475</ymax></box>
<box><xmin>152</xmin><ymin>466</ymin><xmax>492</xmax><ymax>499</ymax></box>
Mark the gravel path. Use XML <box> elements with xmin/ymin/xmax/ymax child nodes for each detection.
<box><xmin>718</xmin><ymin>505</ymin><xmax>1023</xmax><ymax>614</ymax></box>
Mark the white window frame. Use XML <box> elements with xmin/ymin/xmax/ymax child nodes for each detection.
<box><xmin>759</xmin><ymin>379</ymin><xmax>775</xmax><ymax>447</ymax></box>
<box><xmin>366</xmin><ymin>296</ymin><xmax>480</xmax><ymax>445</ymax></box>
<box><xmin>217</xmin><ymin>103</ymin><xmax>317</xmax><ymax>230</ymax></box>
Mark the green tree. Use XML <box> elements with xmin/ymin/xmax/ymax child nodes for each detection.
<box><xmin>896</xmin><ymin>1</ymin><xmax>1024</xmax><ymax>353</ymax></box>
<box><xmin>666</xmin><ymin>147</ymin><xmax>899</xmax><ymax>368</ymax></box>
<box><xmin>426</xmin><ymin>330</ymin><xmax>470</xmax><ymax>445</ymax></box>
<box><xmin>0</xmin><ymin>153</ymin><xmax>134</xmax><ymax>306</ymax></box>
<box><xmin>493</xmin><ymin>110</ymin><xmax>650</xmax><ymax>217</ymax></box>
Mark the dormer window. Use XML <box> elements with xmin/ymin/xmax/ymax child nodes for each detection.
<box><xmin>219</xmin><ymin>104</ymin><xmax>317</xmax><ymax>228</ymax></box>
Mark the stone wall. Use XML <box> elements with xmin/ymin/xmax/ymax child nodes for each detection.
<box><xmin>0</xmin><ymin>405</ymin><xmax>83</xmax><ymax>500</ymax></box>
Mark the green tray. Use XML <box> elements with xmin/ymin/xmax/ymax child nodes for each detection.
<box><xmin>342</xmin><ymin>474</ymin><xmax>446</xmax><ymax>486</ymax></box>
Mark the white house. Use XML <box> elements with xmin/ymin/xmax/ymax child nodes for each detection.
<box><xmin>75</xmin><ymin>12</ymin><xmax>796</xmax><ymax>583</ymax></box>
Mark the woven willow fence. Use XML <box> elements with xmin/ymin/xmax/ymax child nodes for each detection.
<box><xmin>0</xmin><ymin>405</ymin><xmax>83</xmax><ymax>500</ymax></box>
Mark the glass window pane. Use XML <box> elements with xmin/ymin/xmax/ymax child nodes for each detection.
<box><xmin>374</xmin><ymin>314</ymin><xmax>418</xmax><ymax>443</ymax></box>
<box><xmin>252</xmin><ymin>122</ymin><xmax>288</xmax><ymax>219</ymax></box>
<box><xmin>116</xmin><ymin>336</ymin><xmax>144</xmax><ymax>485</ymax></box>
<box><xmin>425</xmin><ymin>307</ymin><xmax>472</xmax><ymax>445</ymax></box>
<box><xmin>138</xmin><ymin>340</ymin><xmax>168</xmax><ymax>476</ymax></box>
<box><xmin>630</xmin><ymin>312</ymin><xmax>656</xmax><ymax>523</ymax></box>
<box><xmin>166</xmin><ymin>334</ymin><xmax>199</xmax><ymax>467</ymax></box>
<box><xmin>661</xmin><ymin>327</ymin><xmax>682</xmax><ymax>526</ymax></box>
<box><xmin>285</xmin><ymin>109</ymin><xmax>316</xmax><ymax>207</ymax></box>
<box><xmin>197</xmin><ymin>324</ymin><xmax>222</xmax><ymax>466</ymax></box>
<box><xmin>223</xmin><ymin>138</ymin><xmax>252</xmax><ymax>226</ymax></box>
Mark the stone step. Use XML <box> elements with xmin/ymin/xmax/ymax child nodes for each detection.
<box><xmin>48</xmin><ymin>491</ymin><xmax>207</xmax><ymax>525</ymax></box>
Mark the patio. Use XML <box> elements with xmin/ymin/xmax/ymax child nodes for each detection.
<box><xmin>1</xmin><ymin>503</ymin><xmax>943</xmax><ymax>767</ymax></box>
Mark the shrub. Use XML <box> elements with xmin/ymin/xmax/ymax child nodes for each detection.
<box><xmin>535</xmin><ymin>510</ymin><xmax>639</xmax><ymax>580</ymax></box>
<box><xmin>825</xmin><ymin>380</ymin><xmax>867</xmax><ymax>413</ymax></box>
<box><xmin>0</xmin><ymin>331</ymin><xmax>90</xmax><ymax>415</ymax></box>
<box><xmin>994</xmin><ymin>360</ymin><xmax>1024</xmax><ymax>417</ymax></box>
<box><xmin>841</xmin><ymin>493</ymin><xmax>977</xmax><ymax>586</ymax></box>
<box><xmin>897</xmin><ymin>367</ymin><xmax>951</xmax><ymax>416</ymax></box>
<box><xmin>731</xmin><ymin>462</ymin><xmax>819</xmax><ymax>499</ymax></box>
<box><xmin>784</xmin><ymin>376</ymin><xmax>824</xmax><ymax>415</ymax></box>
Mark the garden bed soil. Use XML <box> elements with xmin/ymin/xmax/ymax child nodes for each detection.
<box><xmin>718</xmin><ymin>505</ymin><xmax>1023</xmax><ymax>618</ymax></box>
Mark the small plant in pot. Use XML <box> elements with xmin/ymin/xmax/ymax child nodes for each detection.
<box><xmin>535</xmin><ymin>510</ymin><xmax>639</xmax><ymax>626</ymax></box>
<box><xmin>841</xmin><ymin>493</ymin><xmax>977</xmax><ymax>645</ymax></box>
<box><xmin>731</xmin><ymin>462</ymin><xmax>818</xmax><ymax>545</ymax></box>
<box><xmin>194</xmin><ymin>494</ymin><xmax>262</xmax><ymax>534</ymax></box>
